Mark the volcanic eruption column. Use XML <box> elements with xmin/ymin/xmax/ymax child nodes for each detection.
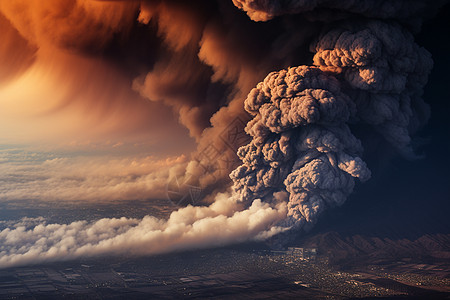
<box><xmin>230</xmin><ymin>6</ymin><xmax>434</xmax><ymax>231</ymax></box>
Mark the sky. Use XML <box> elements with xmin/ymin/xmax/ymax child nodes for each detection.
<box><xmin>0</xmin><ymin>0</ymin><xmax>449</xmax><ymax>267</ymax></box>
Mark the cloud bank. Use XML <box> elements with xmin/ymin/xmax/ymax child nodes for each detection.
<box><xmin>0</xmin><ymin>148</ymin><xmax>186</xmax><ymax>202</ymax></box>
<box><xmin>0</xmin><ymin>193</ymin><xmax>287</xmax><ymax>268</ymax></box>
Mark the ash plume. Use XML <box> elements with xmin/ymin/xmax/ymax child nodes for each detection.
<box><xmin>231</xmin><ymin>66</ymin><xmax>371</xmax><ymax>228</ymax></box>
<box><xmin>231</xmin><ymin>0</ymin><xmax>444</xmax><ymax>22</ymax></box>
<box><xmin>311</xmin><ymin>20</ymin><xmax>433</xmax><ymax>156</ymax></box>
<box><xmin>231</xmin><ymin>2</ymin><xmax>438</xmax><ymax>230</ymax></box>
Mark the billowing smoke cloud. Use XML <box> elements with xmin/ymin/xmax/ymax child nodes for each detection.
<box><xmin>130</xmin><ymin>1</ymin><xmax>333</xmax><ymax>195</ymax></box>
<box><xmin>0</xmin><ymin>0</ymin><xmax>138</xmax><ymax>51</ymax></box>
<box><xmin>231</xmin><ymin>66</ymin><xmax>371</xmax><ymax>228</ymax></box>
<box><xmin>230</xmin><ymin>3</ymin><xmax>438</xmax><ymax>229</ymax></box>
<box><xmin>231</xmin><ymin>0</ymin><xmax>444</xmax><ymax>22</ymax></box>
<box><xmin>0</xmin><ymin>193</ymin><xmax>287</xmax><ymax>268</ymax></box>
<box><xmin>0</xmin><ymin>13</ymin><xmax>36</xmax><ymax>83</ymax></box>
<box><xmin>0</xmin><ymin>1</ymin><xmax>193</xmax><ymax>151</ymax></box>
<box><xmin>311</xmin><ymin>20</ymin><xmax>433</xmax><ymax>156</ymax></box>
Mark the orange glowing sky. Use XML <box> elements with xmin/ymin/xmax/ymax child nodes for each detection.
<box><xmin>0</xmin><ymin>1</ymin><xmax>196</xmax><ymax>156</ymax></box>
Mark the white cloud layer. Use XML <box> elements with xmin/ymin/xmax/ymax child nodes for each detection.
<box><xmin>0</xmin><ymin>193</ymin><xmax>287</xmax><ymax>269</ymax></box>
<box><xmin>0</xmin><ymin>147</ymin><xmax>186</xmax><ymax>202</ymax></box>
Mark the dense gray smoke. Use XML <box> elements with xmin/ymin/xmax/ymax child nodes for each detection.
<box><xmin>231</xmin><ymin>66</ymin><xmax>371</xmax><ymax>228</ymax></box>
<box><xmin>312</xmin><ymin>20</ymin><xmax>433</xmax><ymax>156</ymax></box>
<box><xmin>231</xmin><ymin>3</ymin><xmax>437</xmax><ymax>229</ymax></box>
<box><xmin>231</xmin><ymin>0</ymin><xmax>444</xmax><ymax>22</ymax></box>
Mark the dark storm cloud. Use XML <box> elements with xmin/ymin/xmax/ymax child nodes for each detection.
<box><xmin>133</xmin><ymin>0</ymin><xmax>318</xmax><ymax>138</ymax></box>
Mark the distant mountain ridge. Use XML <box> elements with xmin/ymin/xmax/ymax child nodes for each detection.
<box><xmin>299</xmin><ymin>232</ymin><xmax>450</xmax><ymax>265</ymax></box>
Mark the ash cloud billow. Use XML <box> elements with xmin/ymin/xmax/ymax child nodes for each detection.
<box><xmin>231</xmin><ymin>1</ymin><xmax>438</xmax><ymax>230</ymax></box>
<box><xmin>231</xmin><ymin>66</ymin><xmax>371</xmax><ymax>228</ymax></box>
<box><xmin>0</xmin><ymin>0</ymin><xmax>445</xmax><ymax>267</ymax></box>
<box><xmin>231</xmin><ymin>0</ymin><xmax>444</xmax><ymax>22</ymax></box>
